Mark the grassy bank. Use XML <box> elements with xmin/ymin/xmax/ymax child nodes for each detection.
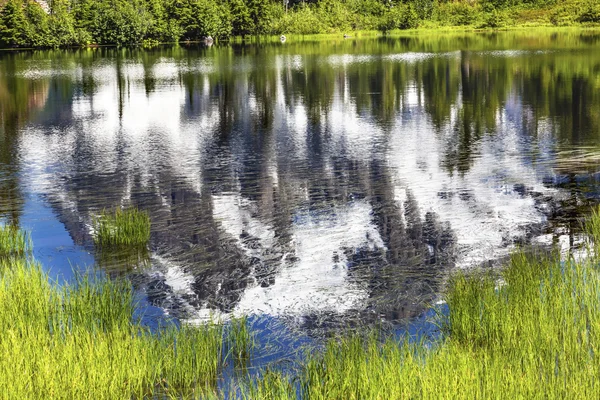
<box><xmin>6</xmin><ymin>207</ymin><xmax>600</xmax><ymax>398</ymax></box>
<box><xmin>248</xmin><ymin>211</ymin><xmax>600</xmax><ymax>399</ymax></box>
<box><xmin>0</xmin><ymin>223</ymin><xmax>235</xmax><ymax>398</ymax></box>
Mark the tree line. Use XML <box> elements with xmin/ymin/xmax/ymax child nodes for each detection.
<box><xmin>0</xmin><ymin>0</ymin><xmax>598</xmax><ymax>48</ymax></box>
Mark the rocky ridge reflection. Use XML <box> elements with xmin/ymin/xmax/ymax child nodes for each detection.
<box><xmin>7</xmin><ymin>37</ymin><xmax>600</xmax><ymax>331</ymax></box>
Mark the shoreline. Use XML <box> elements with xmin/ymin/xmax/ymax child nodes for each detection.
<box><xmin>1</xmin><ymin>25</ymin><xmax>600</xmax><ymax>52</ymax></box>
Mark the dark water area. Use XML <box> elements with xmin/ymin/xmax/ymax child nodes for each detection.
<box><xmin>1</xmin><ymin>32</ymin><xmax>600</xmax><ymax>358</ymax></box>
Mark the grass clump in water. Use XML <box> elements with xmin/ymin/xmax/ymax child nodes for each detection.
<box><xmin>1</xmin><ymin>230</ymin><xmax>224</xmax><ymax>399</ymax></box>
<box><xmin>250</xmin><ymin>208</ymin><xmax>600</xmax><ymax>399</ymax></box>
<box><xmin>93</xmin><ymin>207</ymin><xmax>151</xmax><ymax>249</ymax></box>
<box><xmin>0</xmin><ymin>224</ymin><xmax>31</xmax><ymax>258</ymax></box>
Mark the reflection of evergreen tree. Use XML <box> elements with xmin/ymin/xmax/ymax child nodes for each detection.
<box><xmin>439</xmin><ymin>51</ymin><xmax>511</xmax><ymax>174</ymax></box>
<box><xmin>347</xmin><ymin>56</ymin><xmax>410</xmax><ymax>128</ymax></box>
<box><xmin>345</xmin><ymin>161</ymin><xmax>455</xmax><ymax>323</ymax></box>
<box><xmin>0</xmin><ymin>109</ymin><xmax>23</xmax><ymax>225</ymax></box>
<box><xmin>426</xmin><ymin>48</ymin><xmax>600</xmax><ymax>174</ymax></box>
<box><xmin>519</xmin><ymin>56</ymin><xmax>600</xmax><ymax>145</ymax></box>
<box><xmin>420</xmin><ymin>55</ymin><xmax>460</xmax><ymax>129</ymax></box>
<box><xmin>302</xmin><ymin>56</ymin><xmax>336</xmax><ymax>123</ymax></box>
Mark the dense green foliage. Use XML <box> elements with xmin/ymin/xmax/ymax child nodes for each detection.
<box><xmin>0</xmin><ymin>0</ymin><xmax>599</xmax><ymax>48</ymax></box>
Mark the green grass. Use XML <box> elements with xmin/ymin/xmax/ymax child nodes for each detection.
<box><xmin>11</xmin><ymin>204</ymin><xmax>600</xmax><ymax>399</ymax></box>
<box><xmin>0</xmin><ymin>238</ymin><xmax>224</xmax><ymax>399</ymax></box>
<box><xmin>248</xmin><ymin>207</ymin><xmax>600</xmax><ymax>399</ymax></box>
<box><xmin>243</xmin><ymin>370</ymin><xmax>295</xmax><ymax>400</ymax></box>
<box><xmin>227</xmin><ymin>316</ymin><xmax>256</xmax><ymax>369</ymax></box>
<box><xmin>0</xmin><ymin>224</ymin><xmax>31</xmax><ymax>257</ymax></box>
<box><xmin>93</xmin><ymin>207</ymin><xmax>151</xmax><ymax>249</ymax></box>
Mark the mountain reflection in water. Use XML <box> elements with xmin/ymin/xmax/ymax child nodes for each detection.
<box><xmin>2</xmin><ymin>32</ymin><xmax>600</xmax><ymax>333</ymax></box>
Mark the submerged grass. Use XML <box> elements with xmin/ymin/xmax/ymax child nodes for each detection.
<box><xmin>96</xmin><ymin>246</ymin><xmax>151</xmax><ymax>272</ymax></box>
<box><xmin>0</xmin><ymin>237</ymin><xmax>224</xmax><ymax>399</ymax></box>
<box><xmin>0</xmin><ymin>224</ymin><xmax>31</xmax><ymax>257</ymax></box>
<box><xmin>243</xmin><ymin>370</ymin><xmax>295</xmax><ymax>400</ymax></box>
<box><xmin>227</xmin><ymin>316</ymin><xmax>255</xmax><ymax>369</ymax></box>
<box><xmin>249</xmin><ymin>208</ymin><xmax>600</xmax><ymax>399</ymax></box>
<box><xmin>93</xmin><ymin>207</ymin><xmax>151</xmax><ymax>249</ymax></box>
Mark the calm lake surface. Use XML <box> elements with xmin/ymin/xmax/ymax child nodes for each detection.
<box><xmin>1</xmin><ymin>32</ymin><xmax>600</xmax><ymax>348</ymax></box>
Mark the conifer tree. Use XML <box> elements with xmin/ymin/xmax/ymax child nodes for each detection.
<box><xmin>47</xmin><ymin>0</ymin><xmax>77</xmax><ymax>47</ymax></box>
<box><xmin>24</xmin><ymin>0</ymin><xmax>49</xmax><ymax>47</ymax></box>
<box><xmin>229</xmin><ymin>0</ymin><xmax>254</xmax><ymax>36</ymax></box>
<box><xmin>0</xmin><ymin>0</ymin><xmax>29</xmax><ymax>47</ymax></box>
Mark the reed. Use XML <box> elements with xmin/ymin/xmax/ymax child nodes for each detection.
<box><xmin>585</xmin><ymin>206</ymin><xmax>600</xmax><ymax>253</ymax></box>
<box><xmin>93</xmin><ymin>207</ymin><xmax>151</xmax><ymax>248</ymax></box>
<box><xmin>287</xmin><ymin>255</ymin><xmax>600</xmax><ymax>399</ymax></box>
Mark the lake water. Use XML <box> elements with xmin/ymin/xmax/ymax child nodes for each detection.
<box><xmin>1</xmin><ymin>32</ymin><xmax>600</xmax><ymax>347</ymax></box>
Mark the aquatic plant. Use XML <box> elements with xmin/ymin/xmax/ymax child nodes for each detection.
<box><xmin>227</xmin><ymin>316</ymin><xmax>255</xmax><ymax>368</ymax></box>
<box><xmin>0</xmin><ymin>224</ymin><xmax>31</xmax><ymax>258</ymax></box>
<box><xmin>0</xmin><ymin>236</ymin><xmax>224</xmax><ymax>399</ymax></box>
<box><xmin>585</xmin><ymin>206</ymin><xmax>600</xmax><ymax>254</ymax></box>
<box><xmin>10</xmin><ymin>208</ymin><xmax>600</xmax><ymax>398</ymax></box>
<box><xmin>243</xmin><ymin>369</ymin><xmax>295</xmax><ymax>400</ymax></box>
<box><xmin>93</xmin><ymin>207</ymin><xmax>151</xmax><ymax>249</ymax></box>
